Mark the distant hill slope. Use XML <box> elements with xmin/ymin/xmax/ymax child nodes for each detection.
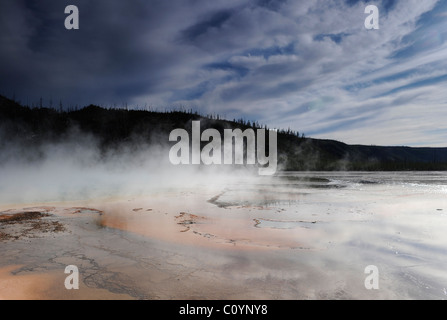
<box><xmin>1</xmin><ymin>95</ymin><xmax>446</xmax><ymax>170</ymax></box>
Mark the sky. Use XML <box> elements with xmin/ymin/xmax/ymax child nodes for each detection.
<box><xmin>0</xmin><ymin>0</ymin><xmax>446</xmax><ymax>147</ymax></box>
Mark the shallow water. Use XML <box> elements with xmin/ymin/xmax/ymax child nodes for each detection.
<box><xmin>211</xmin><ymin>171</ymin><xmax>447</xmax><ymax>299</ymax></box>
<box><xmin>1</xmin><ymin>171</ymin><xmax>447</xmax><ymax>299</ymax></box>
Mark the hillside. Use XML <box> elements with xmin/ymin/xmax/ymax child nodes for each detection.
<box><xmin>1</xmin><ymin>95</ymin><xmax>447</xmax><ymax>171</ymax></box>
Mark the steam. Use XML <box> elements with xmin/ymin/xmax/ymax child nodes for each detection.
<box><xmin>0</xmin><ymin>125</ymin><xmax>268</xmax><ymax>205</ymax></box>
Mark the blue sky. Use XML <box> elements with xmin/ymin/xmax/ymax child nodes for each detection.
<box><xmin>1</xmin><ymin>0</ymin><xmax>446</xmax><ymax>146</ymax></box>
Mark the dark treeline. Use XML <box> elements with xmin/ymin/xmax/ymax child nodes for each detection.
<box><xmin>1</xmin><ymin>95</ymin><xmax>447</xmax><ymax>171</ymax></box>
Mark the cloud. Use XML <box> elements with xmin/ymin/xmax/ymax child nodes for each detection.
<box><xmin>0</xmin><ymin>0</ymin><xmax>445</xmax><ymax>146</ymax></box>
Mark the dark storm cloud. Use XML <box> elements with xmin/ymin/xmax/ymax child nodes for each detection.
<box><xmin>0</xmin><ymin>0</ymin><xmax>210</xmax><ymax>106</ymax></box>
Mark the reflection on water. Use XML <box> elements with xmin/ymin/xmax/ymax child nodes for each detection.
<box><xmin>205</xmin><ymin>172</ymin><xmax>447</xmax><ymax>299</ymax></box>
<box><xmin>208</xmin><ymin>189</ymin><xmax>309</xmax><ymax>208</ymax></box>
<box><xmin>253</xmin><ymin>218</ymin><xmax>318</xmax><ymax>229</ymax></box>
<box><xmin>278</xmin><ymin>171</ymin><xmax>447</xmax><ymax>184</ymax></box>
